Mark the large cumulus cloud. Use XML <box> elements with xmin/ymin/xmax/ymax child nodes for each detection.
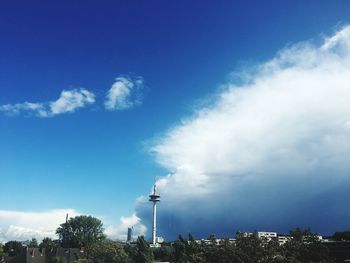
<box><xmin>0</xmin><ymin>209</ymin><xmax>80</xmax><ymax>242</ymax></box>
<box><xmin>136</xmin><ymin>26</ymin><xmax>350</xmax><ymax>239</ymax></box>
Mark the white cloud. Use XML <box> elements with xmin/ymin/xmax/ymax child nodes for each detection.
<box><xmin>105</xmin><ymin>213</ymin><xmax>146</xmax><ymax>241</ymax></box>
<box><xmin>0</xmin><ymin>88</ymin><xmax>95</xmax><ymax>117</ymax></box>
<box><xmin>0</xmin><ymin>209</ymin><xmax>145</xmax><ymax>243</ymax></box>
<box><xmin>135</xmin><ymin>25</ymin><xmax>350</xmax><ymax>239</ymax></box>
<box><xmin>50</xmin><ymin>89</ymin><xmax>95</xmax><ymax>115</ymax></box>
<box><xmin>0</xmin><ymin>209</ymin><xmax>80</xmax><ymax>242</ymax></box>
<box><xmin>105</xmin><ymin>76</ymin><xmax>144</xmax><ymax>111</ymax></box>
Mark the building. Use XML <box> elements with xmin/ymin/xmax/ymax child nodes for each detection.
<box><xmin>3</xmin><ymin>247</ymin><xmax>84</xmax><ymax>263</ymax></box>
<box><xmin>127</xmin><ymin>227</ymin><xmax>133</xmax><ymax>243</ymax></box>
<box><xmin>257</xmin><ymin>232</ymin><xmax>277</xmax><ymax>241</ymax></box>
<box><xmin>277</xmin><ymin>235</ymin><xmax>292</xmax><ymax>245</ymax></box>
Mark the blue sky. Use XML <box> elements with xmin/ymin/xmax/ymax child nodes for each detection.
<box><xmin>1</xmin><ymin>1</ymin><xmax>350</xmax><ymax>241</ymax></box>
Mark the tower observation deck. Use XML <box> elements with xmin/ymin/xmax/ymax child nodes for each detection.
<box><xmin>149</xmin><ymin>184</ymin><xmax>160</xmax><ymax>246</ymax></box>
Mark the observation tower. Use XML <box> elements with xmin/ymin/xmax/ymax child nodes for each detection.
<box><xmin>149</xmin><ymin>183</ymin><xmax>160</xmax><ymax>246</ymax></box>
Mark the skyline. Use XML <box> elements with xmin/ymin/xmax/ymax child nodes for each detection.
<box><xmin>1</xmin><ymin>1</ymin><xmax>350</xmax><ymax>242</ymax></box>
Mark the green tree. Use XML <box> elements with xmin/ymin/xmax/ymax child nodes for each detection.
<box><xmin>4</xmin><ymin>241</ymin><xmax>23</xmax><ymax>257</ymax></box>
<box><xmin>56</xmin><ymin>215</ymin><xmax>105</xmax><ymax>252</ymax></box>
<box><xmin>72</xmin><ymin>259</ymin><xmax>90</xmax><ymax>263</ymax></box>
<box><xmin>0</xmin><ymin>243</ymin><xmax>4</xmax><ymax>257</ymax></box>
<box><xmin>89</xmin><ymin>239</ymin><xmax>130</xmax><ymax>263</ymax></box>
<box><xmin>173</xmin><ymin>233</ymin><xmax>205</xmax><ymax>263</ymax></box>
<box><xmin>173</xmin><ymin>235</ymin><xmax>188</xmax><ymax>263</ymax></box>
<box><xmin>289</xmin><ymin>228</ymin><xmax>318</xmax><ymax>243</ymax></box>
<box><xmin>235</xmin><ymin>232</ymin><xmax>265</xmax><ymax>262</ymax></box>
<box><xmin>39</xmin><ymin>237</ymin><xmax>57</xmax><ymax>251</ymax></box>
<box><xmin>52</xmin><ymin>257</ymin><xmax>67</xmax><ymax>263</ymax></box>
<box><xmin>283</xmin><ymin>228</ymin><xmax>334</xmax><ymax>263</ymax></box>
<box><xmin>204</xmin><ymin>238</ymin><xmax>246</xmax><ymax>263</ymax></box>
<box><xmin>134</xmin><ymin>236</ymin><xmax>153</xmax><ymax>263</ymax></box>
<box><xmin>186</xmin><ymin>233</ymin><xmax>205</xmax><ymax>263</ymax></box>
<box><xmin>28</xmin><ymin>238</ymin><xmax>38</xmax><ymax>248</ymax></box>
<box><xmin>332</xmin><ymin>231</ymin><xmax>350</xmax><ymax>241</ymax></box>
<box><xmin>152</xmin><ymin>243</ymin><xmax>174</xmax><ymax>263</ymax></box>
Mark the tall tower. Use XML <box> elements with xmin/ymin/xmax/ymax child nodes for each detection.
<box><xmin>149</xmin><ymin>183</ymin><xmax>160</xmax><ymax>245</ymax></box>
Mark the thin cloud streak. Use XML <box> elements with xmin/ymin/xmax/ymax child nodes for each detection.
<box><xmin>0</xmin><ymin>88</ymin><xmax>95</xmax><ymax>117</ymax></box>
<box><xmin>135</xmin><ymin>25</ymin><xmax>350</xmax><ymax>239</ymax></box>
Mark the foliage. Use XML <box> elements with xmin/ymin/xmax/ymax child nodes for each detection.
<box><xmin>332</xmin><ymin>231</ymin><xmax>350</xmax><ymax>241</ymax></box>
<box><xmin>134</xmin><ymin>236</ymin><xmax>153</xmax><ymax>263</ymax></box>
<box><xmin>72</xmin><ymin>259</ymin><xmax>90</xmax><ymax>263</ymax></box>
<box><xmin>28</xmin><ymin>237</ymin><xmax>38</xmax><ymax>248</ymax></box>
<box><xmin>4</xmin><ymin>241</ymin><xmax>23</xmax><ymax>257</ymax></box>
<box><xmin>1</xmin><ymin>214</ymin><xmax>338</xmax><ymax>263</ymax></box>
<box><xmin>289</xmin><ymin>228</ymin><xmax>318</xmax><ymax>243</ymax></box>
<box><xmin>88</xmin><ymin>239</ymin><xmax>130</xmax><ymax>263</ymax></box>
<box><xmin>56</xmin><ymin>215</ymin><xmax>105</xmax><ymax>251</ymax></box>
<box><xmin>39</xmin><ymin>237</ymin><xmax>57</xmax><ymax>251</ymax></box>
<box><xmin>52</xmin><ymin>257</ymin><xmax>67</xmax><ymax>263</ymax></box>
<box><xmin>124</xmin><ymin>244</ymin><xmax>137</xmax><ymax>262</ymax></box>
<box><xmin>172</xmin><ymin>233</ymin><xmax>205</xmax><ymax>263</ymax></box>
<box><xmin>152</xmin><ymin>243</ymin><xmax>174</xmax><ymax>262</ymax></box>
<box><xmin>152</xmin><ymin>230</ymin><xmax>335</xmax><ymax>263</ymax></box>
<box><xmin>0</xmin><ymin>243</ymin><xmax>4</xmax><ymax>257</ymax></box>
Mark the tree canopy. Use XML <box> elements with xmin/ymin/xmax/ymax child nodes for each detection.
<box><xmin>4</xmin><ymin>241</ymin><xmax>23</xmax><ymax>257</ymax></box>
<box><xmin>56</xmin><ymin>215</ymin><xmax>105</xmax><ymax>249</ymax></box>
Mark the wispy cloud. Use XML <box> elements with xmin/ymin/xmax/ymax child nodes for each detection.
<box><xmin>0</xmin><ymin>88</ymin><xmax>95</xmax><ymax>117</ymax></box>
<box><xmin>105</xmin><ymin>76</ymin><xmax>144</xmax><ymax>111</ymax></box>
<box><xmin>134</xmin><ymin>25</ymin><xmax>350</xmax><ymax>239</ymax></box>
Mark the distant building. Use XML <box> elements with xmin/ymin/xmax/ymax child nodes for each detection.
<box><xmin>127</xmin><ymin>227</ymin><xmax>133</xmax><ymax>243</ymax></box>
<box><xmin>277</xmin><ymin>235</ymin><xmax>292</xmax><ymax>245</ymax></box>
<box><xmin>315</xmin><ymin>233</ymin><xmax>323</xmax><ymax>241</ymax></box>
<box><xmin>196</xmin><ymin>238</ymin><xmax>235</xmax><ymax>245</ymax></box>
<box><xmin>257</xmin><ymin>232</ymin><xmax>277</xmax><ymax>242</ymax></box>
<box><xmin>156</xmin><ymin>237</ymin><xmax>164</xmax><ymax>244</ymax></box>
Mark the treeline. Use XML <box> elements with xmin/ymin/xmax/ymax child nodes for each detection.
<box><xmin>0</xmin><ymin>215</ymin><xmax>348</xmax><ymax>262</ymax></box>
<box><xmin>153</xmin><ymin>232</ymin><xmax>333</xmax><ymax>263</ymax></box>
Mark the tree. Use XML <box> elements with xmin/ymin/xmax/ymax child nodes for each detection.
<box><xmin>89</xmin><ymin>239</ymin><xmax>130</xmax><ymax>263</ymax></box>
<box><xmin>283</xmin><ymin>228</ymin><xmax>334</xmax><ymax>262</ymax></box>
<box><xmin>56</xmin><ymin>215</ymin><xmax>105</xmax><ymax>253</ymax></box>
<box><xmin>134</xmin><ymin>236</ymin><xmax>153</xmax><ymax>263</ymax></box>
<box><xmin>72</xmin><ymin>260</ymin><xmax>89</xmax><ymax>263</ymax></box>
<box><xmin>152</xmin><ymin>243</ymin><xmax>174</xmax><ymax>263</ymax></box>
<box><xmin>4</xmin><ymin>241</ymin><xmax>23</xmax><ymax>257</ymax></box>
<box><xmin>39</xmin><ymin>237</ymin><xmax>57</xmax><ymax>251</ymax></box>
<box><xmin>332</xmin><ymin>231</ymin><xmax>350</xmax><ymax>241</ymax></box>
<box><xmin>173</xmin><ymin>233</ymin><xmax>205</xmax><ymax>263</ymax></box>
<box><xmin>173</xmin><ymin>235</ymin><xmax>188</xmax><ymax>263</ymax></box>
<box><xmin>28</xmin><ymin>238</ymin><xmax>38</xmax><ymax>248</ymax></box>
<box><xmin>186</xmin><ymin>233</ymin><xmax>205</xmax><ymax>263</ymax></box>
<box><xmin>204</xmin><ymin>238</ymin><xmax>246</xmax><ymax>263</ymax></box>
<box><xmin>289</xmin><ymin>227</ymin><xmax>319</xmax><ymax>243</ymax></box>
<box><xmin>0</xmin><ymin>243</ymin><xmax>4</xmax><ymax>257</ymax></box>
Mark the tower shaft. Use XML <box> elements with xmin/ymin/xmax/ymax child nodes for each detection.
<box><xmin>152</xmin><ymin>201</ymin><xmax>157</xmax><ymax>245</ymax></box>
